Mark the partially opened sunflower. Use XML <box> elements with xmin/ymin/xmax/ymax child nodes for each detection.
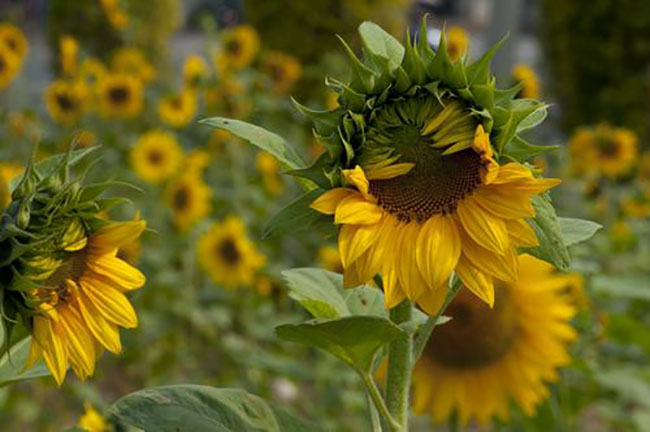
<box><xmin>297</xmin><ymin>21</ymin><xmax>561</xmax><ymax>314</ymax></box>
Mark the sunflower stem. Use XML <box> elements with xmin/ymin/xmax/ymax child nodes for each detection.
<box><xmin>413</xmin><ymin>278</ymin><xmax>462</xmax><ymax>363</ymax></box>
<box><xmin>385</xmin><ymin>299</ymin><xmax>413</xmax><ymax>431</ymax></box>
<box><xmin>363</xmin><ymin>373</ymin><xmax>401</xmax><ymax>432</ymax></box>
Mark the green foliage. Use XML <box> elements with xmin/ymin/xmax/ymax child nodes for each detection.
<box><xmin>0</xmin><ymin>336</ymin><xmax>50</xmax><ymax>387</ymax></box>
<box><xmin>108</xmin><ymin>385</ymin><xmax>323</xmax><ymax>432</ymax></box>
<box><xmin>525</xmin><ymin>194</ymin><xmax>571</xmax><ymax>271</ymax></box>
<box><xmin>559</xmin><ymin>217</ymin><xmax>602</xmax><ymax>246</ymax></box>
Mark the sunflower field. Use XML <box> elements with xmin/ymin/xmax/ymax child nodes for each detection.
<box><xmin>0</xmin><ymin>1</ymin><xmax>649</xmax><ymax>431</ymax></box>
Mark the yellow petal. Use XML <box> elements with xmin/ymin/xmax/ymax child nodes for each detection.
<box><xmin>365</xmin><ymin>163</ymin><xmax>414</xmax><ymax>180</ymax></box>
<box><xmin>459</xmin><ymin>228</ymin><xmax>518</xmax><ymax>282</ymax></box>
<box><xmin>491</xmin><ymin>163</ymin><xmax>533</xmax><ymax>184</ymax></box>
<box><xmin>24</xmin><ymin>338</ymin><xmax>42</xmax><ymax>372</ymax></box>
<box><xmin>416</xmin><ymin>286</ymin><xmax>448</xmax><ymax>315</ymax></box>
<box><xmin>88</xmin><ymin>255</ymin><xmax>146</xmax><ymax>290</ymax></box>
<box><xmin>80</xmin><ymin>277</ymin><xmax>138</xmax><ymax>328</ymax></box>
<box><xmin>57</xmin><ymin>305</ymin><xmax>96</xmax><ymax>379</ymax></box>
<box><xmin>342</xmin><ymin>165</ymin><xmax>369</xmax><ymax>196</ymax></box>
<box><xmin>455</xmin><ymin>257</ymin><xmax>494</xmax><ymax>307</ymax></box>
<box><xmin>74</xmin><ymin>283</ymin><xmax>122</xmax><ymax>354</ymax></box>
<box><xmin>506</xmin><ymin>219</ymin><xmax>539</xmax><ymax>247</ymax></box>
<box><xmin>343</xmin><ymin>262</ymin><xmax>363</xmax><ymax>289</ymax></box>
<box><xmin>338</xmin><ymin>224</ymin><xmax>377</xmax><ymax>268</ymax></box>
<box><xmin>335</xmin><ymin>194</ymin><xmax>383</xmax><ymax>225</ymax></box>
<box><xmin>397</xmin><ymin>223</ymin><xmax>429</xmax><ymax>300</ymax></box>
<box><xmin>415</xmin><ymin>215</ymin><xmax>461</xmax><ymax>290</ymax></box>
<box><xmin>456</xmin><ymin>195</ymin><xmax>508</xmax><ymax>254</ymax></box>
<box><xmin>90</xmin><ymin>220</ymin><xmax>146</xmax><ymax>254</ymax></box>
<box><xmin>474</xmin><ymin>187</ymin><xmax>535</xmax><ymax>219</ymax></box>
<box><xmin>33</xmin><ymin>315</ymin><xmax>68</xmax><ymax>386</ymax></box>
<box><xmin>310</xmin><ymin>188</ymin><xmax>353</xmax><ymax>214</ymax></box>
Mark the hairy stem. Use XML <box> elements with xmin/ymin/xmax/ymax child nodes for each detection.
<box><xmin>363</xmin><ymin>373</ymin><xmax>402</xmax><ymax>432</ymax></box>
<box><xmin>385</xmin><ymin>299</ymin><xmax>413</xmax><ymax>431</ymax></box>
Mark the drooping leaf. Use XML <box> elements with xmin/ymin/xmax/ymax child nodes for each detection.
<box><xmin>262</xmin><ymin>190</ymin><xmax>334</xmax><ymax>239</ymax></box>
<box><xmin>108</xmin><ymin>385</ymin><xmax>323</xmax><ymax>432</ymax></box>
<box><xmin>524</xmin><ymin>194</ymin><xmax>571</xmax><ymax>271</ymax></box>
<box><xmin>0</xmin><ymin>336</ymin><xmax>51</xmax><ymax>387</ymax></box>
<box><xmin>200</xmin><ymin>118</ymin><xmax>305</xmax><ymax>170</ymax></box>
<box><xmin>558</xmin><ymin>217</ymin><xmax>602</xmax><ymax>246</ymax></box>
<box><xmin>276</xmin><ymin>316</ymin><xmax>405</xmax><ymax>373</ymax></box>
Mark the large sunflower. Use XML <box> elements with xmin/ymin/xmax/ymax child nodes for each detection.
<box><xmin>0</xmin><ymin>22</ymin><xmax>28</xmax><ymax>60</ymax></box>
<box><xmin>311</xmin><ymin>97</ymin><xmax>560</xmax><ymax>314</ymax></box>
<box><xmin>165</xmin><ymin>173</ymin><xmax>211</xmax><ymax>231</ymax></box>
<box><xmin>569</xmin><ymin>124</ymin><xmax>638</xmax><ymax>179</ymax></box>
<box><xmin>96</xmin><ymin>73</ymin><xmax>144</xmax><ymax>118</ymax></box>
<box><xmin>130</xmin><ymin>130</ymin><xmax>183</xmax><ymax>184</ymax></box>
<box><xmin>44</xmin><ymin>80</ymin><xmax>88</xmax><ymax>125</ymax></box>
<box><xmin>23</xmin><ymin>220</ymin><xmax>146</xmax><ymax>385</ymax></box>
<box><xmin>157</xmin><ymin>89</ymin><xmax>198</xmax><ymax>128</ymax></box>
<box><xmin>412</xmin><ymin>254</ymin><xmax>578</xmax><ymax>425</ymax></box>
<box><xmin>197</xmin><ymin>217</ymin><xmax>266</xmax><ymax>288</ymax></box>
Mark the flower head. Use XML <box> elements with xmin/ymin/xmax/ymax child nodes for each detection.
<box><xmin>111</xmin><ymin>47</ymin><xmax>155</xmax><ymax>84</ymax></box>
<box><xmin>157</xmin><ymin>89</ymin><xmax>198</xmax><ymax>128</ymax></box>
<box><xmin>262</xmin><ymin>51</ymin><xmax>302</xmax><ymax>93</ymax></box>
<box><xmin>183</xmin><ymin>54</ymin><xmax>208</xmax><ymax>88</ymax></box>
<box><xmin>214</xmin><ymin>25</ymin><xmax>260</xmax><ymax>73</ymax></box>
<box><xmin>0</xmin><ymin>22</ymin><xmax>28</xmax><ymax>60</ymax></box>
<box><xmin>130</xmin><ymin>130</ymin><xmax>183</xmax><ymax>184</ymax></box>
<box><xmin>96</xmin><ymin>73</ymin><xmax>144</xmax><ymax>118</ymax></box>
<box><xmin>569</xmin><ymin>124</ymin><xmax>638</xmax><ymax>179</ymax></box>
<box><xmin>165</xmin><ymin>173</ymin><xmax>211</xmax><ymax>231</ymax></box>
<box><xmin>0</xmin><ymin>43</ymin><xmax>20</xmax><ymax>88</ymax></box>
<box><xmin>44</xmin><ymin>80</ymin><xmax>88</xmax><ymax>125</ymax></box>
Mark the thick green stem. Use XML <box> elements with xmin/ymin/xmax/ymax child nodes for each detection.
<box><xmin>385</xmin><ymin>299</ymin><xmax>413</xmax><ymax>431</ymax></box>
<box><xmin>363</xmin><ymin>373</ymin><xmax>402</xmax><ymax>432</ymax></box>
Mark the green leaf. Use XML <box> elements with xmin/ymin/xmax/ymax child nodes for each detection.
<box><xmin>262</xmin><ymin>190</ymin><xmax>333</xmax><ymax>239</ymax></box>
<box><xmin>596</xmin><ymin>369</ymin><xmax>650</xmax><ymax>409</ymax></box>
<box><xmin>516</xmin><ymin>103</ymin><xmax>548</xmax><ymax>133</ymax></box>
<box><xmin>502</xmin><ymin>136</ymin><xmax>559</xmax><ymax>162</ymax></box>
<box><xmin>524</xmin><ymin>194</ymin><xmax>571</xmax><ymax>271</ymax></box>
<box><xmin>276</xmin><ymin>316</ymin><xmax>405</xmax><ymax>373</ymax></box>
<box><xmin>592</xmin><ymin>275</ymin><xmax>650</xmax><ymax>301</ymax></box>
<box><xmin>200</xmin><ymin>118</ymin><xmax>304</xmax><ymax>170</ymax></box>
<box><xmin>108</xmin><ymin>385</ymin><xmax>323</xmax><ymax>432</ymax></box>
<box><xmin>358</xmin><ymin>21</ymin><xmax>405</xmax><ymax>75</ymax></box>
<box><xmin>558</xmin><ymin>217</ymin><xmax>601</xmax><ymax>246</ymax></box>
<box><xmin>0</xmin><ymin>337</ymin><xmax>50</xmax><ymax>387</ymax></box>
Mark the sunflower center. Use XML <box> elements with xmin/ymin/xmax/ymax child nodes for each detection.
<box><xmin>172</xmin><ymin>186</ymin><xmax>190</xmax><ymax>210</ymax></box>
<box><xmin>227</xmin><ymin>40</ymin><xmax>241</xmax><ymax>56</ymax></box>
<box><xmin>147</xmin><ymin>150</ymin><xmax>164</xmax><ymax>165</ymax></box>
<box><xmin>108</xmin><ymin>86</ymin><xmax>129</xmax><ymax>104</ymax></box>
<box><xmin>597</xmin><ymin>137</ymin><xmax>620</xmax><ymax>157</ymax></box>
<box><xmin>56</xmin><ymin>93</ymin><xmax>76</xmax><ymax>111</ymax></box>
<box><xmin>425</xmin><ymin>285</ymin><xmax>518</xmax><ymax>369</ymax></box>
<box><xmin>217</xmin><ymin>238</ymin><xmax>241</xmax><ymax>265</ymax></box>
<box><xmin>0</xmin><ymin>56</ymin><xmax>6</xmax><ymax>72</ymax></box>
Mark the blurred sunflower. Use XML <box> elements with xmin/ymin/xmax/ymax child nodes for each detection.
<box><xmin>446</xmin><ymin>26</ymin><xmax>469</xmax><ymax>61</ymax></box>
<box><xmin>130</xmin><ymin>130</ymin><xmax>183</xmax><ymax>184</ymax></box>
<box><xmin>0</xmin><ymin>162</ymin><xmax>22</xmax><ymax>210</ymax></box>
<box><xmin>79</xmin><ymin>57</ymin><xmax>107</xmax><ymax>86</ymax></box>
<box><xmin>165</xmin><ymin>173</ymin><xmax>211</xmax><ymax>231</ymax></box>
<box><xmin>412</xmin><ymin>254</ymin><xmax>577</xmax><ymax>425</ymax></box>
<box><xmin>262</xmin><ymin>51</ymin><xmax>302</xmax><ymax>93</ymax></box>
<box><xmin>100</xmin><ymin>0</ymin><xmax>129</xmax><ymax>30</ymax></box>
<box><xmin>23</xmin><ymin>219</ymin><xmax>146</xmax><ymax>385</ymax></box>
<box><xmin>198</xmin><ymin>217</ymin><xmax>266</xmax><ymax>288</ymax></box>
<box><xmin>256</xmin><ymin>152</ymin><xmax>284</xmax><ymax>196</ymax></box>
<box><xmin>96</xmin><ymin>73</ymin><xmax>144</xmax><ymax>118</ymax></box>
<box><xmin>112</xmin><ymin>47</ymin><xmax>155</xmax><ymax>84</ymax></box>
<box><xmin>569</xmin><ymin>124</ymin><xmax>638</xmax><ymax>179</ymax></box>
<box><xmin>0</xmin><ymin>22</ymin><xmax>28</xmax><ymax>60</ymax></box>
<box><xmin>622</xmin><ymin>193</ymin><xmax>650</xmax><ymax>219</ymax></box>
<box><xmin>214</xmin><ymin>25</ymin><xmax>260</xmax><ymax>74</ymax></box>
<box><xmin>318</xmin><ymin>246</ymin><xmax>343</xmax><ymax>274</ymax></box>
<box><xmin>185</xmin><ymin>149</ymin><xmax>211</xmax><ymax>176</ymax></box>
<box><xmin>512</xmin><ymin>63</ymin><xmax>540</xmax><ymax>99</ymax></box>
<box><xmin>157</xmin><ymin>89</ymin><xmax>198</xmax><ymax>128</ymax></box>
<box><xmin>0</xmin><ymin>44</ymin><xmax>20</xmax><ymax>88</ymax></box>
<box><xmin>60</xmin><ymin>35</ymin><xmax>79</xmax><ymax>76</ymax></box>
<box><xmin>183</xmin><ymin>54</ymin><xmax>208</xmax><ymax>88</ymax></box>
<box><xmin>78</xmin><ymin>402</ymin><xmax>108</xmax><ymax>432</ymax></box>
<box><xmin>44</xmin><ymin>80</ymin><xmax>88</xmax><ymax>125</ymax></box>
<box><xmin>312</xmin><ymin>106</ymin><xmax>560</xmax><ymax>313</ymax></box>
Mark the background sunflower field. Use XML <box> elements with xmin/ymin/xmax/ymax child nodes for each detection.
<box><xmin>0</xmin><ymin>0</ymin><xmax>649</xmax><ymax>431</ymax></box>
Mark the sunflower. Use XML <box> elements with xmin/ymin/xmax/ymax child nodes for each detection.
<box><xmin>569</xmin><ymin>124</ymin><xmax>638</xmax><ymax>179</ymax></box>
<box><xmin>0</xmin><ymin>44</ymin><xmax>20</xmax><ymax>89</ymax></box>
<box><xmin>0</xmin><ymin>161</ymin><xmax>24</xmax><ymax>209</ymax></box>
<box><xmin>183</xmin><ymin>54</ymin><xmax>208</xmax><ymax>88</ymax></box>
<box><xmin>0</xmin><ymin>22</ymin><xmax>28</xmax><ymax>60</ymax></box>
<box><xmin>412</xmin><ymin>254</ymin><xmax>577</xmax><ymax>425</ymax></box>
<box><xmin>79</xmin><ymin>57</ymin><xmax>107</xmax><ymax>86</ymax></box>
<box><xmin>165</xmin><ymin>173</ymin><xmax>211</xmax><ymax>231</ymax></box>
<box><xmin>111</xmin><ymin>47</ymin><xmax>155</xmax><ymax>84</ymax></box>
<box><xmin>78</xmin><ymin>402</ymin><xmax>109</xmax><ymax>432</ymax></box>
<box><xmin>214</xmin><ymin>25</ymin><xmax>260</xmax><ymax>73</ymax></box>
<box><xmin>256</xmin><ymin>152</ymin><xmax>284</xmax><ymax>196</ymax></box>
<box><xmin>100</xmin><ymin>0</ymin><xmax>129</xmax><ymax>30</ymax></box>
<box><xmin>60</xmin><ymin>35</ymin><xmax>78</xmax><ymax>76</ymax></box>
<box><xmin>130</xmin><ymin>130</ymin><xmax>183</xmax><ymax>184</ymax></box>
<box><xmin>96</xmin><ymin>73</ymin><xmax>144</xmax><ymax>118</ymax></box>
<box><xmin>157</xmin><ymin>89</ymin><xmax>198</xmax><ymax>128</ymax></box>
<box><xmin>23</xmin><ymin>219</ymin><xmax>146</xmax><ymax>385</ymax></box>
<box><xmin>197</xmin><ymin>217</ymin><xmax>266</xmax><ymax>288</ymax></box>
<box><xmin>44</xmin><ymin>80</ymin><xmax>88</xmax><ymax>125</ymax></box>
<box><xmin>262</xmin><ymin>51</ymin><xmax>302</xmax><ymax>93</ymax></box>
<box><xmin>512</xmin><ymin>63</ymin><xmax>540</xmax><ymax>99</ymax></box>
<box><xmin>318</xmin><ymin>246</ymin><xmax>344</xmax><ymax>274</ymax></box>
<box><xmin>311</xmin><ymin>99</ymin><xmax>560</xmax><ymax>314</ymax></box>
<box><xmin>446</xmin><ymin>26</ymin><xmax>469</xmax><ymax>61</ymax></box>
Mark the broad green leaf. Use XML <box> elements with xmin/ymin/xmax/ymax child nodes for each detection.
<box><xmin>558</xmin><ymin>217</ymin><xmax>602</xmax><ymax>246</ymax></box>
<box><xmin>276</xmin><ymin>316</ymin><xmax>405</xmax><ymax>373</ymax></box>
<box><xmin>262</xmin><ymin>190</ymin><xmax>334</xmax><ymax>239</ymax></box>
<box><xmin>109</xmin><ymin>385</ymin><xmax>322</xmax><ymax>432</ymax></box>
<box><xmin>524</xmin><ymin>194</ymin><xmax>570</xmax><ymax>271</ymax></box>
<box><xmin>592</xmin><ymin>275</ymin><xmax>650</xmax><ymax>301</ymax></box>
<box><xmin>516</xmin><ymin>103</ymin><xmax>548</xmax><ymax>133</ymax></box>
<box><xmin>358</xmin><ymin>21</ymin><xmax>405</xmax><ymax>74</ymax></box>
<box><xmin>0</xmin><ymin>337</ymin><xmax>50</xmax><ymax>387</ymax></box>
<box><xmin>200</xmin><ymin>118</ymin><xmax>305</xmax><ymax>170</ymax></box>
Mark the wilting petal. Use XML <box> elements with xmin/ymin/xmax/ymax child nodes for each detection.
<box><xmin>74</xmin><ymin>283</ymin><xmax>122</xmax><ymax>354</ymax></box>
<box><xmin>459</xmin><ymin>229</ymin><xmax>518</xmax><ymax>282</ymax></box>
<box><xmin>397</xmin><ymin>223</ymin><xmax>430</xmax><ymax>300</ymax></box>
<box><xmin>473</xmin><ymin>188</ymin><xmax>535</xmax><ymax>219</ymax></box>
<box><xmin>57</xmin><ymin>305</ymin><xmax>96</xmax><ymax>379</ymax></box>
<box><xmin>416</xmin><ymin>285</ymin><xmax>448</xmax><ymax>315</ymax></box>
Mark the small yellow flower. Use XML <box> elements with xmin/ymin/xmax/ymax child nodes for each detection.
<box><xmin>60</xmin><ymin>35</ymin><xmax>79</xmax><ymax>76</ymax></box>
<box><xmin>79</xmin><ymin>57</ymin><xmax>107</xmax><ymax>85</ymax></box>
<box><xmin>78</xmin><ymin>402</ymin><xmax>109</xmax><ymax>432</ymax></box>
<box><xmin>157</xmin><ymin>89</ymin><xmax>198</xmax><ymax>128</ymax></box>
<box><xmin>44</xmin><ymin>80</ymin><xmax>88</xmax><ymax>125</ymax></box>
<box><xmin>446</xmin><ymin>26</ymin><xmax>469</xmax><ymax>61</ymax></box>
<box><xmin>256</xmin><ymin>152</ymin><xmax>284</xmax><ymax>196</ymax></box>
<box><xmin>0</xmin><ymin>43</ymin><xmax>20</xmax><ymax>89</ymax></box>
<box><xmin>214</xmin><ymin>25</ymin><xmax>260</xmax><ymax>73</ymax></box>
<box><xmin>130</xmin><ymin>130</ymin><xmax>183</xmax><ymax>183</ymax></box>
<box><xmin>198</xmin><ymin>217</ymin><xmax>266</xmax><ymax>288</ymax></box>
<box><xmin>96</xmin><ymin>73</ymin><xmax>144</xmax><ymax>118</ymax></box>
<box><xmin>0</xmin><ymin>22</ymin><xmax>28</xmax><ymax>60</ymax></box>
<box><xmin>318</xmin><ymin>246</ymin><xmax>343</xmax><ymax>274</ymax></box>
<box><xmin>512</xmin><ymin>63</ymin><xmax>540</xmax><ymax>99</ymax></box>
<box><xmin>262</xmin><ymin>51</ymin><xmax>302</xmax><ymax>93</ymax></box>
<box><xmin>569</xmin><ymin>124</ymin><xmax>638</xmax><ymax>179</ymax></box>
<box><xmin>111</xmin><ymin>47</ymin><xmax>155</xmax><ymax>84</ymax></box>
<box><xmin>165</xmin><ymin>173</ymin><xmax>211</xmax><ymax>231</ymax></box>
<box><xmin>183</xmin><ymin>54</ymin><xmax>208</xmax><ymax>87</ymax></box>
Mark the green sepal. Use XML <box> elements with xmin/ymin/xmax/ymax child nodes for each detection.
<box><xmin>429</xmin><ymin>26</ymin><xmax>453</xmax><ymax>82</ymax></box>
<box><xmin>502</xmin><ymin>136</ymin><xmax>558</xmax><ymax>162</ymax></box>
<box><xmin>416</xmin><ymin>16</ymin><xmax>435</xmax><ymax>63</ymax></box>
<box><xmin>291</xmin><ymin>98</ymin><xmax>343</xmax><ymax>137</ymax></box>
<box><xmin>402</xmin><ymin>30</ymin><xmax>428</xmax><ymax>85</ymax></box>
<box><xmin>78</xmin><ymin>181</ymin><xmax>141</xmax><ymax>204</ymax></box>
<box><xmin>494</xmin><ymin>83</ymin><xmax>523</xmax><ymax>104</ymax></box>
<box><xmin>325</xmin><ymin>76</ymin><xmax>365</xmax><ymax>112</ymax></box>
<box><xmin>336</xmin><ymin>35</ymin><xmax>377</xmax><ymax>94</ymax></box>
<box><xmin>466</xmin><ymin>34</ymin><xmax>508</xmax><ymax>85</ymax></box>
<box><xmin>470</xmin><ymin>83</ymin><xmax>495</xmax><ymax>110</ymax></box>
<box><xmin>285</xmin><ymin>152</ymin><xmax>334</xmax><ymax>190</ymax></box>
